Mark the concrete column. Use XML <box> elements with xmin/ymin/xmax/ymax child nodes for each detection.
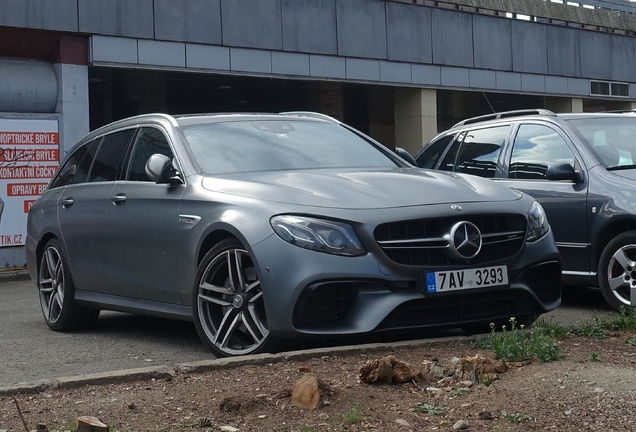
<box><xmin>394</xmin><ymin>88</ymin><xmax>437</xmax><ymax>156</ymax></box>
<box><xmin>54</xmin><ymin>63</ymin><xmax>90</xmax><ymax>154</ymax></box>
<box><xmin>546</xmin><ymin>98</ymin><xmax>583</xmax><ymax>113</ymax></box>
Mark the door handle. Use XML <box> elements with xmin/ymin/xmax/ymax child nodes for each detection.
<box><xmin>61</xmin><ymin>198</ymin><xmax>74</xmax><ymax>208</ymax></box>
<box><xmin>111</xmin><ymin>193</ymin><xmax>127</xmax><ymax>204</ymax></box>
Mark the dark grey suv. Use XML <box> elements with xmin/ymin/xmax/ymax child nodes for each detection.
<box><xmin>415</xmin><ymin>109</ymin><xmax>636</xmax><ymax>311</ymax></box>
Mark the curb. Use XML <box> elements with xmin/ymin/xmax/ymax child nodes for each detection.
<box><xmin>0</xmin><ymin>270</ymin><xmax>30</xmax><ymax>283</ymax></box>
<box><xmin>0</xmin><ymin>334</ymin><xmax>479</xmax><ymax>397</ymax></box>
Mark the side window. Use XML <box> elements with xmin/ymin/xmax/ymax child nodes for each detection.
<box><xmin>438</xmin><ymin>132</ymin><xmax>464</xmax><ymax>171</ymax></box>
<box><xmin>126</xmin><ymin>127</ymin><xmax>174</xmax><ymax>181</ymax></box>
<box><xmin>87</xmin><ymin>129</ymin><xmax>136</xmax><ymax>183</ymax></box>
<box><xmin>49</xmin><ymin>140</ymin><xmax>97</xmax><ymax>188</ymax></box>
<box><xmin>416</xmin><ymin>135</ymin><xmax>454</xmax><ymax>169</ymax></box>
<box><xmin>454</xmin><ymin>126</ymin><xmax>508</xmax><ymax>178</ymax></box>
<box><xmin>508</xmin><ymin>124</ymin><xmax>576</xmax><ymax>180</ymax></box>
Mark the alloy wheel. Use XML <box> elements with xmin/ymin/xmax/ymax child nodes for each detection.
<box><xmin>196</xmin><ymin>247</ymin><xmax>270</xmax><ymax>356</ymax></box>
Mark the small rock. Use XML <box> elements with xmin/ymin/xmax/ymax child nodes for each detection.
<box><xmin>453</xmin><ymin>419</ymin><xmax>470</xmax><ymax>430</ymax></box>
<box><xmin>396</xmin><ymin>418</ymin><xmax>411</xmax><ymax>427</ymax></box>
<box><xmin>594</xmin><ymin>387</ymin><xmax>604</xmax><ymax>393</ymax></box>
<box><xmin>439</xmin><ymin>420</ymin><xmax>450</xmax><ymax>427</ymax></box>
<box><xmin>220</xmin><ymin>427</ymin><xmax>239</xmax><ymax>432</ymax></box>
<box><xmin>258</xmin><ymin>415</ymin><xmax>267</xmax><ymax>419</ymax></box>
<box><xmin>318</xmin><ymin>413</ymin><xmax>329</xmax><ymax>420</ymax></box>
<box><xmin>565</xmin><ymin>410</ymin><xmax>572</xmax><ymax>415</ymax></box>
<box><xmin>478</xmin><ymin>411</ymin><xmax>494</xmax><ymax>420</ymax></box>
<box><xmin>457</xmin><ymin>380</ymin><xmax>473</xmax><ymax>388</ymax></box>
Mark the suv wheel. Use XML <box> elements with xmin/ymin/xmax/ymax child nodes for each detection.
<box><xmin>599</xmin><ymin>231</ymin><xmax>636</xmax><ymax>311</ymax></box>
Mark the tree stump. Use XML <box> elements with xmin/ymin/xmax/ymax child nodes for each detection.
<box><xmin>291</xmin><ymin>374</ymin><xmax>335</xmax><ymax>410</ymax></box>
<box><xmin>76</xmin><ymin>416</ymin><xmax>108</xmax><ymax>432</ymax></box>
<box><xmin>359</xmin><ymin>355</ymin><xmax>421</xmax><ymax>384</ymax></box>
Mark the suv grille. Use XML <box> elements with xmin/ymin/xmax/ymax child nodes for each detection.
<box><xmin>374</xmin><ymin>214</ymin><xmax>526</xmax><ymax>266</ymax></box>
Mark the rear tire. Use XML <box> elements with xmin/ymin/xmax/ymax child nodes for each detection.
<box><xmin>38</xmin><ymin>238</ymin><xmax>99</xmax><ymax>331</ymax></box>
<box><xmin>193</xmin><ymin>238</ymin><xmax>276</xmax><ymax>357</ymax></box>
<box><xmin>598</xmin><ymin>231</ymin><xmax>636</xmax><ymax>311</ymax></box>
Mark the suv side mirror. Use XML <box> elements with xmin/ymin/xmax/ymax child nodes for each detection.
<box><xmin>145</xmin><ymin>154</ymin><xmax>183</xmax><ymax>185</ymax></box>
<box><xmin>546</xmin><ymin>163</ymin><xmax>583</xmax><ymax>183</ymax></box>
<box><xmin>394</xmin><ymin>147</ymin><xmax>417</xmax><ymax>166</ymax></box>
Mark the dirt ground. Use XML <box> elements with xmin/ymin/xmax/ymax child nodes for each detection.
<box><xmin>2</xmin><ymin>331</ymin><xmax>636</xmax><ymax>432</ymax></box>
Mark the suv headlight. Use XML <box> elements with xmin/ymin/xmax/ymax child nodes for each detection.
<box><xmin>526</xmin><ymin>201</ymin><xmax>549</xmax><ymax>242</ymax></box>
<box><xmin>270</xmin><ymin>215</ymin><xmax>366</xmax><ymax>256</ymax></box>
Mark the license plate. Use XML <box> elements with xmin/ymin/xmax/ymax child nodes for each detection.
<box><xmin>425</xmin><ymin>265</ymin><xmax>508</xmax><ymax>293</ymax></box>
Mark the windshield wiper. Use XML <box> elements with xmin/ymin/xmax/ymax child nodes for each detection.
<box><xmin>607</xmin><ymin>164</ymin><xmax>636</xmax><ymax>171</ymax></box>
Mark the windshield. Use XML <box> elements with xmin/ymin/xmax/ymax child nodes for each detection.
<box><xmin>181</xmin><ymin>120</ymin><xmax>398</xmax><ymax>175</ymax></box>
<box><xmin>566</xmin><ymin>116</ymin><xmax>636</xmax><ymax>170</ymax></box>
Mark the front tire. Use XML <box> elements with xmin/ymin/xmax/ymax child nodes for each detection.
<box><xmin>38</xmin><ymin>238</ymin><xmax>99</xmax><ymax>331</ymax></box>
<box><xmin>599</xmin><ymin>231</ymin><xmax>636</xmax><ymax>311</ymax></box>
<box><xmin>193</xmin><ymin>238</ymin><xmax>275</xmax><ymax>357</ymax></box>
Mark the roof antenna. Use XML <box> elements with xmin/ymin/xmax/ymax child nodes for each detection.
<box><xmin>482</xmin><ymin>92</ymin><xmax>495</xmax><ymax>113</ymax></box>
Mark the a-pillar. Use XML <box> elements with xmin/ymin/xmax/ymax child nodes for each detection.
<box><xmin>394</xmin><ymin>88</ymin><xmax>437</xmax><ymax>156</ymax></box>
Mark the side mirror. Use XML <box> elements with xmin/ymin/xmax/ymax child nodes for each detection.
<box><xmin>546</xmin><ymin>163</ymin><xmax>583</xmax><ymax>183</ymax></box>
<box><xmin>145</xmin><ymin>154</ymin><xmax>183</xmax><ymax>184</ymax></box>
<box><xmin>394</xmin><ymin>147</ymin><xmax>417</xmax><ymax>166</ymax></box>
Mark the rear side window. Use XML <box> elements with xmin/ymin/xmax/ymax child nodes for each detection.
<box><xmin>436</xmin><ymin>126</ymin><xmax>508</xmax><ymax>177</ymax></box>
<box><xmin>416</xmin><ymin>135</ymin><xmax>454</xmax><ymax>169</ymax></box>
<box><xmin>49</xmin><ymin>139</ymin><xmax>97</xmax><ymax>188</ymax></box>
<box><xmin>126</xmin><ymin>127</ymin><xmax>174</xmax><ymax>181</ymax></box>
<box><xmin>87</xmin><ymin>129</ymin><xmax>136</xmax><ymax>182</ymax></box>
<box><xmin>508</xmin><ymin>124</ymin><xmax>576</xmax><ymax>180</ymax></box>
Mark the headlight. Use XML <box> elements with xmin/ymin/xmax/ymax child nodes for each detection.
<box><xmin>270</xmin><ymin>215</ymin><xmax>366</xmax><ymax>256</ymax></box>
<box><xmin>526</xmin><ymin>201</ymin><xmax>549</xmax><ymax>242</ymax></box>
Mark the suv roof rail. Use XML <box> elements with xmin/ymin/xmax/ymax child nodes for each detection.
<box><xmin>452</xmin><ymin>109</ymin><xmax>556</xmax><ymax>128</ymax></box>
<box><xmin>606</xmin><ymin>109</ymin><xmax>636</xmax><ymax>114</ymax></box>
<box><xmin>280</xmin><ymin>111</ymin><xmax>340</xmax><ymax>123</ymax></box>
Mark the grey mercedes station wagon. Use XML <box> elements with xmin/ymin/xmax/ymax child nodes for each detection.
<box><xmin>26</xmin><ymin>112</ymin><xmax>561</xmax><ymax>357</ymax></box>
<box><xmin>415</xmin><ymin>109</ymin><xmax>636</xmax><ymax>311</ymax></box>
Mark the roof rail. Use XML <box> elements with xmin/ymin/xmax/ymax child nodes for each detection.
<box><xmin>452</xmin><ymin>109</ymin><xmax>556</xmax><ymax>128</ymax></box>
<box><xmin>606</xmin><ymin>109</ymin><xmax>636</xmax><ymax>114</ymax></box>
<box><xmin>280</xmin><ymin>111</ymin><xmax>340</xmax><ymax>123</ymax></box>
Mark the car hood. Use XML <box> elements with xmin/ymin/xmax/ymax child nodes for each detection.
<box><xmin>201</xmin><ymin>168</ymin><xmax>522</xmax><ymax>209</ymax></box>
<box><xmin>609</xmin><ymin>169</ymin><xmax>636</xmax><ymax>182</ymax></box>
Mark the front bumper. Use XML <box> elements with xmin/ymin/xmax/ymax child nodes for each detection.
<box><xmin>253</xmin><ymin>227</ymin><xmax>561</xmax><ymax>339</ymax></box>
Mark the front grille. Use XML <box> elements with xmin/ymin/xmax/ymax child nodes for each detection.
<box><xmin>374</xmin><ymin>214</ymin><xmax>526</xmax><ymax>266</ymax></box>
<box><xmin>292</xmin><ymin>282</ymin><xmax>359</xmax><ymax>327</ymax></box>
<box><xmin>377</xmin><ymin>290</ymin><xmax>534</xmax><ymax>330</ymax></box>
<box><xmin>517</xmin><ymin>260</ymin><xmax>561</xmax><ymax>303</ymax></box>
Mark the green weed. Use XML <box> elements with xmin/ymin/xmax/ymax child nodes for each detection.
<box><xmin>414</xmin><ymin>403</ymin><xmax>446</xmax><ymax>415</ymax></box>
<box><xmin>502</xmin><ymin>411</ymin><xmax>533</xmax><ymax>422</ymax></box>
<box><xmin>474</xmin><ymin>317</ymin><xmax>562</xmax><ymax>362</ymax></box>
<box><xmin>343</xmin><ymin>407</ymin><xmax>362</xmax><ymax>425</ymax></box>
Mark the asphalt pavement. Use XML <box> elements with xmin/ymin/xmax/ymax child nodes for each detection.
<box><xmin>0</xmin><ymin>275</ymin><xmax>615</xmax><ymax>394</ymax></box>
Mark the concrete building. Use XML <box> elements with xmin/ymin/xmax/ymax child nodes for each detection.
<box><xmin>1</xmin><ymin>0</ymin><xmax>636</xmax><ymax>268</ymax></box>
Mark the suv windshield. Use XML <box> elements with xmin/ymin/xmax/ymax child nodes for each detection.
<box><xmin>566</xmin><ymin>116</ymin><xmax>636</xmax><ymax>170</ymax></box>
<box><xmin>181</xmin><ymin>120</ymin><xmax>398</xmax><ymax>174</ymax></box>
